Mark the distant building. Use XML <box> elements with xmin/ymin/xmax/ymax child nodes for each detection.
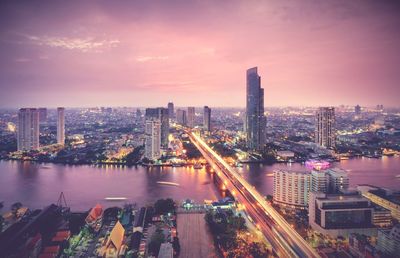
<box><xmin>309</xmin><ymin>192</ymin><xmax>376</xmax><ymax>238</ymax></box>
<box><xmin>176</xmin><ymin>109</ymin><xmax>187</xmax><ymax>125</ymax></box>
<box><xmin>17</xmin><ymin>108</ymin><xmax>40</xmax><ymax>151</ymax></box>
<box><xmin>167</xmin><ymin>102</ymin><xmax>174</xmax><ymax>119</ymax></box>
<box><xmin>57</xmin><ymin>107</ymin><xmax>65</xmax><ymax>145</ymax></box>
<box><xmin>315</xmin><ymin>107</ymin><xmax>335</xmax><ymax>148</ymax></box>
<box><xmin>355</xmin><ymin>105</ymin><xmax>361</xmax><ymax>115</ymax></box>
<box><xmin>38</xmin><ymin>108</ymin><xmax>47</xmax><ymax>123</ymax></box>
<box><xmin>203</xmin><ymin>106</ymin><xmax>211</xmax><ymax>131</ymax></box>
<box><xmin>136</xmin><ymin>108</ymin><xmax>142</xmax><ymax>118</ymax></box>
<box><xmin>273</xmin><ymin>169</ymin><xmax>311</xmax><ymax>209</ymax></box>
<box><xmin>145</xmin><ymin>108</ymin><xmax>169</xmax><ymax>148</ymax></box>
<box><xmin>144</xmin><ymin>119</ymin><xmax>161</xmax><ymax>160</ymax></box>
<box><xmin>246</xmin><ymin>67</ymin><xmax>266</xmax><ymax>151</ymax></box>
<box><xmin>377</xmin><ymin>224</ymin><xmax>400</xmax><ymax>256</ymax></box>
<box><xmin>187</xmin><ymin>107</ymin><xmax>195</xmax><ymax>128</ymax></box>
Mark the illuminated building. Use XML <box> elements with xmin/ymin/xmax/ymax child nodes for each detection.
<box><xmin>203</xmin><ymin>106</ymin><xmax>211</xmax><ymax>131</ymax></box>
<box><xmin>145</xmin><ymin>108</ymin><xmax>169</xmax><ymax>148</ymax></box>
<box><xmin>167</xmin><ymin>102</ymin><xmax>174</xmax><ymax>119</ymax></box>
<box><xmin>305</xmin><ymin>159</ymin><xmax>330</xmax><ymax>171</ymax></box>
<box><xmin>144</xmin><ymin>119</ymin><xmax>161</xmax><ymax>160</ymax></box>
<box><xmin>309</xmin><ymin>192</ymin><xmax>376</xmax><ymax>238</ymax></box>
<box><xmin>100</xmin><ymin>221</ymin><xmax>126</xmax><ymax>257</ymax></box>
<box><xmin>57</xmin><ymin>107</ymin><xmax>65</xmax><ymax>145</ymax></box>
<box><xmin>17</xmin><ymin>108</ymin><xmax>39</xmax><ymax>151</ymax></box>
<box><xmin>38</xmin><ymin>108</ymin><xmax>47</xmax><ymax>123</ymax></box>
<box><xmin>246</xmin><ymin>67</ymin><xmax>266</xmax><ymax>151</ymax></box>
<box><xmin>273</xmin><ymin>169</ymin><xmax>311</xmax><ymax>209</ymax></box>
<box><xmin>327</xmin><ymin>168</ymin><xmax>349</xmax><ymax>193</ymax></box>
<box><xmin>315</xmin><ymin>107</ymin><xmax>336</xmax><ymax>148</ymax></box>
<box><xmin>187</xmin><ymin>107</ymin><xmax>195</xmax><ymax>128</ymax></box>
<box><xmin>176</xmin><ymin>109</ymin><xmax>187</xmax><ymax>125</ymax></box>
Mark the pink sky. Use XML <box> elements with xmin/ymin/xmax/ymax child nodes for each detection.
<box><xmin>0</xmin><ymin>0</ymin><xmax>399</xmax><ymax>108</ymax></box>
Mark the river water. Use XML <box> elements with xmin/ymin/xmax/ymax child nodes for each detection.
<box><xmin>0</xmin><ymin>157</ymin><xmax>399</xmax><ymax>211</ymax></box>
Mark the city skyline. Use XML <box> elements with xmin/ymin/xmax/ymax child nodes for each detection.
<box><xmin>1</xmin><ymin>0</ymin><xmax>400</xmax><ymax>108</ymax></box>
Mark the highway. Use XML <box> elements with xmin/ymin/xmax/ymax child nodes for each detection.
<box><xmin>189</xmin><ymin>132</ymin><xmax>320</xmax><ymax>258</ymax></box>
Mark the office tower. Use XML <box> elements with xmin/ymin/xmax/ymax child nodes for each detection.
<box><xmin>187</xmin><ymin>107</ymin><xmax>195</xmax><ymax>128</ymax></box>
<box><xmin>136</xmin><ymin>108</ymin><xmax>142</xmax><ymax>118</ymax></box>
<box><xmin>203</xmin><ymin>106</ymin><xmax>211</xmax><ymax>131</ymax></box>
<box><xmin>17</xmin><ymin>108</ymin><xmax>39</xmax><ymax>151</ymax></box>
<box><xmin>273</xmin><ymin>169</ymin><xmax>311</xmax><ymax>209</ymax></box>
<box><xmin>355</xmin><ymin>105</ymin><xmax>361</xmax><ymax>115</ymax></box>
<box><xmin>145</xmin><ymin>108</ymin><xmax>169</xmax><ymax>148</ymax></box>
<box><xmin>57</xmin><ymin>107</ymin><xmax>65</xmax><ymax>145</ymax></box>
<box><xmin>308</xmin><ymin>192</ymin><xmax>375</xmax><ymax>238</ymax></box>
<box><xmin>144</xmin><ymin>119</ymin><xmax>161</xmax><ymax>160</ymax></box>
<box><xmin>168</xmin><ymin>102</ymin><xmax>174</xmax><ymax>119</ymax></box>
<box><xmin>246</xmin><ymin>67</ymin><xmax>266</xmax><ymax>151</ymax></box>
<box><xmin>315</xmin><ymin>107</ymin><xmax>336</xmax><ymax>148</ymax></box>
<box><xmin>38</xmin><ymin>108</ymin><xmax>47</xmax><ymax>123</ymax></box>
<box><xmin>176</xmin><ymin>109</ymin><xmax>187</xmax><ymax>125</ymax></box>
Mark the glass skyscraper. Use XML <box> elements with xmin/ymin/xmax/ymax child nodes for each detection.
<box><xmin>246</xmin><ymin>67</ymin><xmax>266</xmax><ymax>151</ymax></box>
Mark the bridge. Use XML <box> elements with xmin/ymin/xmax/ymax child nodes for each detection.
<box><xmin>189</xmin><ymin>131</ymin><xmax>320</xmax><ymax>258</ymax></box>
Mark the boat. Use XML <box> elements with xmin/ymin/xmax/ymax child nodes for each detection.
<box><xmin>172</xmin><ymin>163</ymin><xmax>183</xmax><ymax>167</ymax></box>
<box><xmin>194</xmin><ymin>163</ymin><xmax>203</xmax><ymax>169</ymax></box>
<box><xmin>104</xmin><ymin>197</ymin><xmax>127</xmax><ymax>201</ymax></box>
<box><xmin>157</xmin><ymin>181</ymin><xmax>180</xmax><ymax>187</ymax></box>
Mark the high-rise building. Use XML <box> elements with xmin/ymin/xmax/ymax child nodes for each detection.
<box><xmin>176</xmin><ymin>109</ymin><xmax>187</xmax><ymax>125</ymax></box>
<box><xmin>57</xmin><ymin>107</ymin><xmax>65</xmax><ymax>145</ymax></box>
<box><xmin>167</xmin><ymin>102</ymin><xmax>174</xmax><ymax>119</ymax></box>
<box><xmin>377</xmin><ymin>224</ymin><xmax>400</xmax><ymax>256</ymax></box>
<box><xmin>355</xmin><ymin>105</ymin><xmax>361</xmax><ymax>115</ymax></box>
<box><xmin>327</xmin><ymin>168</ymin><xmax>349</xmax><ymax>193</ymax></box>
<box><xmin>203</xmin><ymin>106</ymin><xmax>211</xmax><ymax>131</ymax></box>
<box><xmin>315</xmin><ymin>107</ymin><xmax>335</xmax><ymax>148</ymax></box>
<box><xmin>273</xmin><ymin>169</ymin><xmax>311</xmax><ymax>209</ymax></box>
<box><xmin>246</xmin><ymin>67</ymin><xmax>266</xmax><ymax>151</ymax></box>
<box><xmin>145</xmin><ymin>108</ymin><xmax>169</xmax><ymax>148</ymax></box>
<box><xmin>17</xmin><ymin>108</ymin><xmax>40</xmax><ymax>151</ymax></box>
<box><xmin>187</xmin><ymin>107</ymin><xmax>195</xmax><ymax>128</ymax></box>
<box><xmin>144</xmin><ymin>119</ymin><xmax>161</xmax><ymax>160</ymax></box>
<box><xmin>38</xmin><ymin>108</ymin><xmax>47</xmax><ymax>123</ymax></box>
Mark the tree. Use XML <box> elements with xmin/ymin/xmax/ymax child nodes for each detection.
<box><xmin>154</xmin><ymin>198</ymin><xmax>175</xmax><ymax>214</ymax></box>
<box><xmin>249</xmin><ymin>242</ymin><xmax>269</xmax><ymax>258</ymax></box>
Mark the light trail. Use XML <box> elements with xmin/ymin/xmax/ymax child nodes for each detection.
<box><xmin>189</xmin><ymin>131</ymin><xmax>320</xmax><ymax>258</ymax></box>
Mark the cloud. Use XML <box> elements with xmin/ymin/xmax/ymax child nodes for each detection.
<box><xmin>136</xmin><ymin>55</ymin><xmax>169</xmax><ymax>62</ymax></box>
<box><xmin>14</xmin><ymin>58</ymin><xmax>31</xmax><ymax>63</ymax></box>
<box><xmin>26</xmin><ymin>34</ymin><xmax>120</xmax><ymax>52</ymax></box>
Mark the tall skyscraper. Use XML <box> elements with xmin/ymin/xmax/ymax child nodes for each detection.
<box><xmin>145</xmin><ymin>108</ymin><xmax>169</xmax><ymax>148</ymax></box>
<box><xmin>38</xmin><ymin>108</ymin><xmax>47</xmax><ymax>123</ymax></box>
<box><xmin>144</xmin><ymin>119</ymin><xmax>161</xmax><ymax>160</ymax></box>
<box><xmin>176</xmin><ymin>109</ymin><xmax>187</xmax><ymax>125</ymax></box>
<box><xmin>315</xmin><ymin>107</ymin><xmax>335</xmax><ymax>148</ymax></box>
<box><xmin>187</xmin><ymin>107</ymin><xmax>195</xmax><ymax>128</ymax></box>
<box><xmin>203</xmin><ymin>106</ymin><xmax>211</xmax><ymax>131</ymax></box>
<box><xmin>246</xmin><ymin>67</ymin><xmax>266</xmax><ymax>151</ymax></box>
<box><xmin>17</xmin><ymin>108</ymin><xmax>40</xmax><ymax>151</ymax></box>
<box><xmin>167</xmin><ymin>102</ymin><xmax>174</xmax><ymax>119</ymax></box>
<box><xmin>57</xmin><ymin>107</ymin><xmax>65</xmax><ymax>145</ymax></box>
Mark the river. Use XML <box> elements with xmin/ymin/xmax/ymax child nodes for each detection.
<box><xmin>0</xmin><ymin>157</ymin><xmax>399</xmax><ymax>211</ymax></box>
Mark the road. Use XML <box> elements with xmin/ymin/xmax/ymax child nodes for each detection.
<box><xmin>189</xmin><ymin>131</ymin><xmax>320</xmax><ymax>258</ymax></box>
